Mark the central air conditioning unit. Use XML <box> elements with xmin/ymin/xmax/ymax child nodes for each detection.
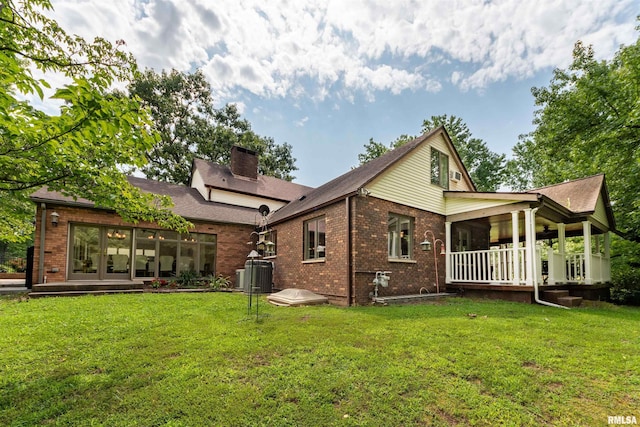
<box><xmin>450</xmin><ymin>171</ymin><xmax>462</xmax><ymax>182</ymax></box>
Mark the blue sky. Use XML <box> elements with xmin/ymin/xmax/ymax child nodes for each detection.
<box><xmin>49</xmin><ymin>0</ymin><xmax>639</xmax><ymax>188</ymax></box>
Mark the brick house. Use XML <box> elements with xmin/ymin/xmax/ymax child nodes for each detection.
<box><xmin>268</xmin><ymin>126</ymin><xmax>615</xmax><ymax>305</ymax></box>
<box><xmin>30</xmin><ymin>147</ymin><xmax>311</xmax><ymax>286</ymax></box>
<box><xmin>31</xmin><ymin>127</ymin><xmax>616</xmax><ymax>305</ymax></box>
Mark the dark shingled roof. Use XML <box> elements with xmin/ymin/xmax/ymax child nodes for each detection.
<box><xmin>529</xmin><ymin>174</ymin><xmax>616</xmax><ymax>229</ymax></box>
<box><xmin>270</xmin><ymin>126</ymin><xmax>472</xmax><ymax>224</ymax></box>
<box><xmin>30</xmin><ymin>176</ymin><xmax>260</xmax><ymax>226</ymax></box>
<box><xmin>192</xmin><ymin>158</ymin><xmax>312</xmax><ymax>202</ymax></box>
<box><xmin>529</xmin><ymin>174</ymin><xmax>606</xmax><ymax>214</ymax></box>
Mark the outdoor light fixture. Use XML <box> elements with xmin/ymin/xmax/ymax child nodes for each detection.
<box><xmin>421</xmin><ymin>230</ymin><xmax>446</xmax><ymax>293</ymax></box>
<box><xmin>420</xmin><ymin>239</ymin><xmax>431</xmax><ymax>252</ymax></box>
<box><xmin>50</xmin><ymin>211</ymin><xmax>59</xmax><ymax>226</ymax></box>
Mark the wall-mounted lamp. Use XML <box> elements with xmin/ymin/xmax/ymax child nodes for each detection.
<box><xmin>357</xmin><ymin>187</ymin><xmax>371</xmax><ymax>197</ymax></box>
<box><xmin>50</xmin><ymin>211</ymin><xmax>60</xmax><ymax>227</ymax></box>
<box><xmin>421</xmin><ymin>230</ymin><xmax>446</xmax><ymax>293</ymax></box>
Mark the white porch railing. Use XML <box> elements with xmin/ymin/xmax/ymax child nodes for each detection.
<box><xmin>547</xmin><ymin>250</ymin><xmax>610</xmax><ymax>284</ymax></box>
<box><xmin>449</xmin><ymin>248</ymin><xmax>610</xmax><ymax>285</ymax></box>
<box><xmin>449</xmin><ymin>248</ymin><xmax>526</xmax><ymax>284</ymax></box>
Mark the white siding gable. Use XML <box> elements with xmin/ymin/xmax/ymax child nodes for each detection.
<box><xmin>592</xmin><ymin>194</ymin><xmax>610</xmax><ymax>229</ymax></box>
<box><xmin>190</xmin><ymin>168</ymin><xmax>207</xmax><ymax>200</ymax></box>
<box><xmin>367</xmin><ymin>133</ymin><xmax>473</xmax><ymax>214</ymax></box>
<box><xmin>209</xmin><ymin>189</ymin><xmax>287</xmax><ymax>212</ymax></box>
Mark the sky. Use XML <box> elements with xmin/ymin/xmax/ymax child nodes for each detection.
<box><xmin>47</xmin><ymin>0</ymin><xmax>638</xmax><ymax>188</ymax></box>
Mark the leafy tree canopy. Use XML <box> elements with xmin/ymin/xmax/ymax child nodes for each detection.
<box><xmin>0</xmin><ymin>0</ymin><xmax>192</xmax><ymax>243</ymax></box>
<box><xmin>128</xmin><ymin>69</ymin><xmax>298</xmax><ymax>185</ymax></box>
<box><xmin>506</xmin><ymin>31</ymin><xmax>640</xmax><ymax>241</ymax></box>
<box><xmin>357</xmin><ymin>115</ymin><xmax>506</xmax><ymax>191</ymax></box>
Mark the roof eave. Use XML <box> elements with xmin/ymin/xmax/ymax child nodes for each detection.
<box><xmin>270</xmin><ymin>192</ymin><xmax>358</xmax><ymax>225</ymax></box>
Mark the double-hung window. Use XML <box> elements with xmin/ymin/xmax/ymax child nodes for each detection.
<box><xmin>388</xmin><ymin>214</ymin><xmax>413</xmax><ymax>259</ymax></box>
<box><xmin>304</xmin><ymin>216</ymin><xmax>326</xmax><ymax>260</ymax></box>
<box><xmin>431</xmin><ymin>148</ymin><xmax>449</xmax><ymax>189</ymax></box>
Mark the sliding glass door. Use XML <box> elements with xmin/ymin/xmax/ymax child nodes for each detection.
<box><xmin>68</xmin><ymin>225</ymin><xmax>132</xmax><ymax>280</ymax></box>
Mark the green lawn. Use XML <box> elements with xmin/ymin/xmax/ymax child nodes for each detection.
<box><xmin>1</xmin><ymin>293</ymin><xmax>638</xmax><ymax>426</ymax></box>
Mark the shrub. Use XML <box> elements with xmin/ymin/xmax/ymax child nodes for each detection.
<box><xmin>149</xmin><ymin>278</ymin><xmax>168</xmax><ymax>289</ymax></box>
<box><xmin>204</xmin><ymin>274</ymin><xmax>231</xmax><ymax>291</ymax></box>
<box><xmin>610</xmin><ymin>267</ymin><xmax>640</xmax><ymax>306</ymax></box>
<box><xmin>176</xmin><ymin>270</ymin><xmax>198</xmax><ymax>288</ymax></box>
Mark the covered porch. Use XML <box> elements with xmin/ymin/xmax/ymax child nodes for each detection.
<box><xmin>443</xmin><ymin>175</ymin><xmax>615</xmax><ymax>297</ymax></box>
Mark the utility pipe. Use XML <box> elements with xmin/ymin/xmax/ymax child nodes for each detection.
<box><xmin>38</xmin><ymin>203</ymin><xmax>46</xmax><ymax>284</ymax></box>
<box><xmin>346</xmin><ymin>196</ymin><xmax>352</xmax><ymax>306</ymax></box>
<box><xmin>530</xmin><ymin>206</ymin><xmax>568</xmax><ymax>309</ymax></box>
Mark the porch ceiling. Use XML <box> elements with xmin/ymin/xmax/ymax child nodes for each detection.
<box><xmin>487</xmin><ymin>213</ymin><xmax>591</xmax><ymax>244</ymax></box>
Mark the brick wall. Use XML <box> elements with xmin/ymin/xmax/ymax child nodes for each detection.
<box><xmin>272</xmin><ymin>196</ymin><xmax>446</xmax><ymax>306</ymax></box>
<box><xmin>230</xmin><ymin>146</ymin><xmax>258</xmax><ymax>180</ymax></box>
<box><xmin>32</xmin><ymin>204</ymin><xmax>254</xmax><ymax>283</ymax></box>
<box><xmin>272</xmin><ymin>201</ymin><xmax>350</xmax><ymax>305</ymax></box>
<box><xmin>351</xmin><ymin>196</ymin><xmax>446</xmax><ymax>305</ymax></box>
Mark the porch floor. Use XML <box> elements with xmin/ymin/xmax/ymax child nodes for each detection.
<box><xmin>446</xmin><ymin>282</ymin><xmax>611</xmax><ymax>304</ymax></box>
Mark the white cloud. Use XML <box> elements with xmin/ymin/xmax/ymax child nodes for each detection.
<box><xmin>48</xmin><ymin>0</ymin><xmax>638</xmax><ymax>101</ymax></box>
<box><xmin>294</xmin><ymin>116</ymin><xmax>309</xmax><ymax>127</ymax></box>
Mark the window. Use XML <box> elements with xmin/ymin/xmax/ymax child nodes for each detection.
<box><xmin>431</xmin><ymin>148</ymin><xmax>449</xmax><ymax>189</ymax></box>
<box><xmin>304</xmin><ymin>216</ymin><xmax>326</xmax><ymax>260</ymax></box>
<box><xmin>388</xmin><ymin>214</ymin><xmax>413</xmax><ymax>259</ymax></box>
<box><xmin>134</xmin><ymin>230</ymin><xmax>216</xmax><ymax>278</ymax></box>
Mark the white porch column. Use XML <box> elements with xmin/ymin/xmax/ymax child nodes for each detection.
<box><xmin>445</xmin><ymin>222</ymin><xmax>452</xmax><ymax>284</ymax></box>
<box><xmin>511</xmin><ymin>210</ymin><xmax>520</xmax><ymax>285</ymax></box>
<box><xmin>604</xmin><ymin>232</ymin><xmax>611</xmax><ymax>281</ymax></box>
<box><xmin>554</xmin><ymin>223</ymin><xmax>566</xmax><ymax>284</ymax></box>
<box><xmin>523</xmin><ymin>208</ymin><xmax>534</xmax><ymax>286</ymax></box>
<box><xmin>583</xmin><ymin>220</ymin><xmax>593</xmax><ymax>284</ymax></box>
<box><xmin>557</xmin><ymin>223</ymin><xmax>566</xmax><ymax>257</ymax></box>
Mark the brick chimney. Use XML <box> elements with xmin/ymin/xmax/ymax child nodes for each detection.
<box><xmin>230</xmin><ymin>146</ymin><xmax>258</xmax><ymax>180</ymax></box>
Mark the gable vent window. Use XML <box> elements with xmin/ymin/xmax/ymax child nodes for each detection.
<box><xmin>431</xmin><ymin>148</ymin><xmax>449</xmax><ymax>189</ymax></box>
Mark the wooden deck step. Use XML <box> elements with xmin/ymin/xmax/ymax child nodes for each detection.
<box><xmin>542</xmin><ymin>289</ymin><xmax>570</xmax><ymax>304</ymax></box>
<box><xmin>557</xmin><ymin>296</ymin><xmax>583</xmax><ymax>307</ymax></box>
<box><xmin>29</xmin><ymin>289</ymin><xmax>144</xmax><ymax>298</ymax></box>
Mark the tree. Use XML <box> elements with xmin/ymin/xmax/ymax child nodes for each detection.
<box><xmin>0</xmin><ymin>0</ymin><xmax>191</xmax><ymax>243</ymax></box>
<box><xmin>357</xmin><ymin>115</ymin><xmax>506</xmax><ymax>191</ymax></box>
<box><xmin>128</xmin><ymin>69</ymin><xmax>298</xmax><ymax>185</ymax></box>
<box><xmin>507</xmin><ymin>35</ymin><xmax>640</xmax><ymax>241</ymax></box>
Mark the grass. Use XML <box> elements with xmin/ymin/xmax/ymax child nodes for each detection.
<box><xmin>0</xmin><ymin>294</ymin><xmax>639</xmax><ymax>426</ymax></box>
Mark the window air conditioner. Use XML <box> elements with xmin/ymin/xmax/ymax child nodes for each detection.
<box><xmin>450</xmin><ymin>171</ymin><xmax>462</xmax><ymax>182</ymax></box>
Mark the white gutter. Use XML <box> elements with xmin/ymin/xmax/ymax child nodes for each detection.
<box><xmin>530</xmin><ymin>206</ymin><xmax>568</xmax><ymax>309</ymax></box>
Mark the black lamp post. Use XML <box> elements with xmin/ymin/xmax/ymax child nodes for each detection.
<box><xmin>246</xmin><ymin>249</ymin><xmax>259</xmax><ymax>318</ymax></box>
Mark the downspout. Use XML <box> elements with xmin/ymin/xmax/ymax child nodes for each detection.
<box><xmin>530</xmin><ymin>206</ymin><xmax>568</xmax><ymax>309</ymax></box>
<box><xmin>38</xmin><ymin>203</ymin><xmax>46</xmax><ymax>284</ymax></box>
<box><xmin>346</xmin><ymin>196</ymin><xmax>352</xmax><ymax>306</ymax></box>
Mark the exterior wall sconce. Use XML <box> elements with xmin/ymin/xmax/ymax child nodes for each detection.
<box><xmin>50</xmin><ymin>211</ymin><xmax>60</xmax><ymax>226</ymax></box>
<box><xmin>421</xmin><ymin>230</ymin><xmax>446</xmax><ymax>293</ymax></box>
<box><xmin>357</xmin><ymin>187</ymin><xmax>371</xmax><ymax>197</ymax></box>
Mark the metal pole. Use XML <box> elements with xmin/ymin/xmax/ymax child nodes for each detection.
<box><xmin>247</xmin><ymin>257</ymin><xmax>253</xmax><ymax>316</ymax></box>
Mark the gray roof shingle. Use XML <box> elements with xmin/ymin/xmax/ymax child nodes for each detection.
<box><xmin>30</xmin><ymin>176</ymin><xmax>261</xmax><ymax>226</ymax></box>
<box><xmin>192</xmin><ymin>158</ymin><xmax>312</xmax><ymax>202</ymax></box>
<box><xmin>269</xmin><ymin>126</ymin><xmax>471</xmax><ymax>223</ymax></box>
